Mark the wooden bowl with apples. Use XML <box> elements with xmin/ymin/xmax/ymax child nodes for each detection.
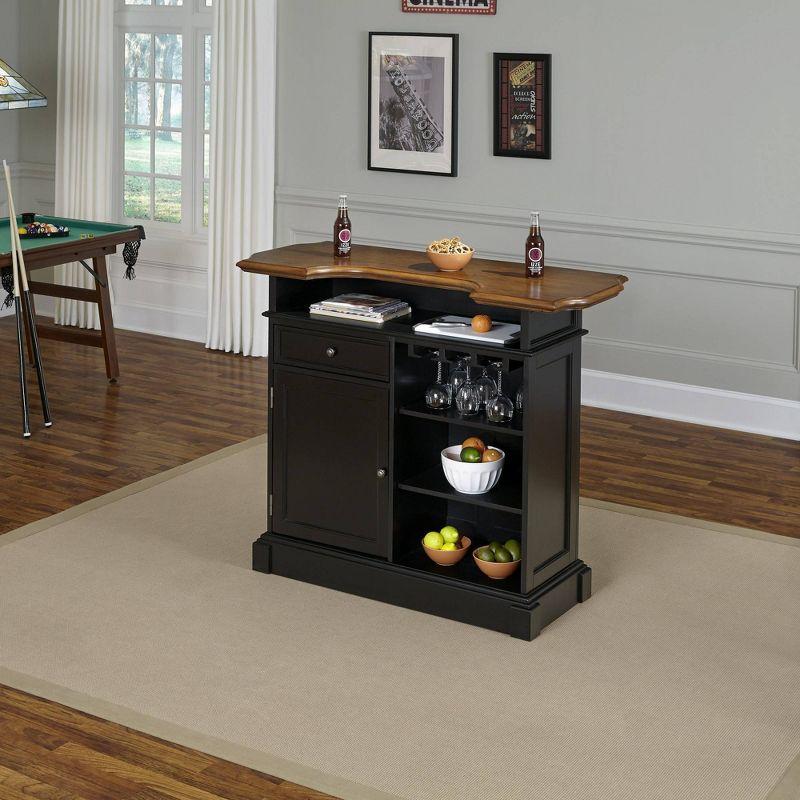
<box><xmin>422</xmin><ymin>526</ymin><xmax>471</xmax><ymax>566</ymax></box>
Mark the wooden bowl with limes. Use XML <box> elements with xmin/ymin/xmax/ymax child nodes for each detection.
<box><xmin>422</xmin><ymin>536</ymin><xmax>472</xmax><ymax>566</ymax></box>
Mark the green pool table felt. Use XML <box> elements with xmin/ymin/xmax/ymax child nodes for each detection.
<box><xmin>0</xmin><ymin>216</ymin><xmax>140</xmax><ymax>256</ymax></box>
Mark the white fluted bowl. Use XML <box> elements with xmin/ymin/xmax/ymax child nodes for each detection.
<box><xmin>441</xmin><ymin>445</ymin><xmax>505</xmax><ymax>495</ymax></box>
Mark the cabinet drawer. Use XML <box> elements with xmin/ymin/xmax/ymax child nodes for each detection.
<box><xmin>274</xmin><ymin>325</ymin><xmax>389</xmax><ymax>380</ymax></box>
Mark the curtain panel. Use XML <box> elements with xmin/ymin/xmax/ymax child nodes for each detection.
<box><xmin>54</xmin><ymin>0</ymin><xmax>115</xmax><ymax>329</ymax></box>
<box><xmin>206</xmin><ymin>0</ymin><xmax>277</xmax><ymax>357</ymax></box>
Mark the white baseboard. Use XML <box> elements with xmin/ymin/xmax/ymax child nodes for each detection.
<box><xmin>582</xmin><ymin>369</ymin><xmax>800</xmax><ymax>441</ymax></box>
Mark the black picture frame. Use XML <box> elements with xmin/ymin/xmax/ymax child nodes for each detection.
<box><xmin>493</xmin><ymin>53</ymin><xmax>551</xmax><ymax>160</ymax></box>
<box><xmin>368</xmin><ymin>32</ymin><xmax>459</xmax><ymax>177</ymax></box>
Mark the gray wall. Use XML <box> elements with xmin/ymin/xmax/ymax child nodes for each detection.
<box><xmin>276</xmin><ymin>0</ymin><xmax>800</xmax><ymax>403</ymax></box>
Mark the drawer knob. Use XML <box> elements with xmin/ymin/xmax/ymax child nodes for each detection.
<box><xmin>376</xmin><ymin>468</ymin><xmax>387</xmax><ymax>479</ymax></box>
<box><xmin>325</xmin><ymin>346</ymin><xmax>338</xmax><ymax>358</ymax></box>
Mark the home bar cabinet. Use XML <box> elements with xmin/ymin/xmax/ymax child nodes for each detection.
<box><xmin>238</xmin><ymin>243</ymin><xmax>627</xmax><ymax>640</ymax></box>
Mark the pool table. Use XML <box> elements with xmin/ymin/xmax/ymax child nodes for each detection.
<box><xmin>0</xmin><ymin>215</ymin><xmax>145</xmax><ymax>381</ymax></box>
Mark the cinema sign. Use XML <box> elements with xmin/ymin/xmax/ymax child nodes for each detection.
<box><xmin>402</xmin><ymin>0</ymin><xmax>497</xmax><ymax>15</ymax></box>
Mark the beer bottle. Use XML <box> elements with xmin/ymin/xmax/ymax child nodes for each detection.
<box><xmin>525</xmin><ymin>211</ymin><xmax>544</xmax><ymax>278</ymax></box>
<box><xmin>334</xmin><ymin>194</ymin><xmax>352</xmax><ymax>258</ymax></box>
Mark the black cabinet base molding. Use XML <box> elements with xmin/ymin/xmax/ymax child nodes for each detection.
<box><xmin>254</xmin><ymin>533</ymin><xmax>592</xmax><ymax>641</ymax></box>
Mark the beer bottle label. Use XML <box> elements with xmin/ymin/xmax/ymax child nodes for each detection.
<box><xmin>337</xmin><ymin>229</ymin><xmax>351</xmax><ymax>255</ymax></box>
<box><xmin>528</xmin><ymin>247</ymin><xmax>542</xmax><ymax>264</ymax></box>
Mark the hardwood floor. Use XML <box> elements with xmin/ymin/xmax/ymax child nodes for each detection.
<box><xmin>0</xmin><ymin>686</ymin><xmax>334</xmax><ymax>800</ymax></box>
<box><xmin>0</xmin><ymin>319</ymin><xmax>797</xmax><ymax>800</ymax></box>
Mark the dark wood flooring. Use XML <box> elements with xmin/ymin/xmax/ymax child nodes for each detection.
<box><xmin>0</xmin><ymin>318</ymin><xmax>797</xmax><ymax>800</ymax></box>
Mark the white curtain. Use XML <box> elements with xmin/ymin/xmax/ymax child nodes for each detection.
<box><xmin>206</xmin><ymin>0</ymin><xmax>276</xmax><ymax>357</ymax></box>
<box><xmin>54</xmin><ymin>0</ymin><xmax>114</xmax><ymax>329</ymax></box>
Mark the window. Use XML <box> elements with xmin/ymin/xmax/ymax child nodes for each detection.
<box><xmin>117</xmin><ymin>0</ymin><xmax>211</xmax><ymax>233</ymax></box>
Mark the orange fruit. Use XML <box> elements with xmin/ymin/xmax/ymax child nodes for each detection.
<box><xmin>482</xmin><ymin>448</ymin><xmax>503</xmax><ymax>463</ymax></box>
<box><xmin>462</xmin><ymin>436</ymin><xmax>486</xmax><ymax>453</ymax></box>
<box><xmin>471</xmin><ymin>314</ymin><xmax>492</xmax><ymax>333</ymax></box>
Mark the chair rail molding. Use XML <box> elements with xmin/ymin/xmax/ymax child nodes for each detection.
<box><xmin>277</xmin><ymin>188</ymin><xmax>800</xmax><ymax>439</ymax></box>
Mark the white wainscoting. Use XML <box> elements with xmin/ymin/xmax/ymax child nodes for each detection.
<box><xmin>276</xmin><ymin>186</ymin><xmax>800</xmax><ymax>440</ymax></box>
<box><xmin>3</xmin><ymin>162</ymin><xmax>208</xmax><ymax>341</ymax></box>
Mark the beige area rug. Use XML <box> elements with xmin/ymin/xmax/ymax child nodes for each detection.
<box><xmin>1</xmin><ymin>437</ymin><xmax>799</xmax><ymax>800</ymax></box>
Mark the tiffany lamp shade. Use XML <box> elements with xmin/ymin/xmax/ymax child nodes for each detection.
<box><xmin>0</xmin><ymin>58</ymin><xmax>47</xmax><ymax>110</ymax></box>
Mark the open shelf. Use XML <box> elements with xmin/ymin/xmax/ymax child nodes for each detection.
<box><xmin>395</xmin><ymin>546</ymin><xmax>522</xmax><ymax>594</ymax></box>
<box><xmin>399</xmin><ymin>399</ymin><xmax>524</xmax><ymax>436</ymax></box>
<box><xmin>398</xmin><ymin>466</ymin><xmax>523</xmax><ymax>515</ymax></box>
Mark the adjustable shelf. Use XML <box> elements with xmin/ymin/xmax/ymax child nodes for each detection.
<box><xmin>398</xmin><ymin>466</ymin><xmax>523</xmax><ymax>515</ymax></box>
<box><xmin>399</xmin><ymin>399</ymin><xmax>524</xmax><ymax>437</ymax></box>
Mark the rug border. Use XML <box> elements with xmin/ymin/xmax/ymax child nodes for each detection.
<box><xmin>1</xmin><ymin>435</ymin><xmax>797</xmax><ymax>799</ymax></box>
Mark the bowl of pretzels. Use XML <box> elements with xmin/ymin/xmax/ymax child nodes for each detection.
<box><xmin>426</xmin><ymin>236</ymin><xmax>475</xmax><ymax>272</ymax></box>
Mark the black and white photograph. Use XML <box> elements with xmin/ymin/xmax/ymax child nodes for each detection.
<box><xmin>369</xmin><ymin>32</ymin><xmax>458</xmax><ymax>176</ymax></box>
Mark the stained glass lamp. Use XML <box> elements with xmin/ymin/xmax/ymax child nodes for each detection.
<box><xmin>0</xmin><ymin>58</ymin><xmax>47</xmax><ymax>110</ymax></box>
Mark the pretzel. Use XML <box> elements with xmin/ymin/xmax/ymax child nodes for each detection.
<box><xmin>428</xmin><ymin>236</ymin><xmax>474</xmax><ymax>255</ymax></box>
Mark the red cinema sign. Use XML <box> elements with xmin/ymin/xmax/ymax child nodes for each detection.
<box><xmin>402</xmin><ymin>0</ymin><xmax>497</xmax><ymax>14</ymax></box>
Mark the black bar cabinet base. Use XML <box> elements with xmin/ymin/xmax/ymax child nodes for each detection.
<box><xmin>254</xmin><ymin>532</ymin><xmax>592</xmax><ymax>641</ymax></box>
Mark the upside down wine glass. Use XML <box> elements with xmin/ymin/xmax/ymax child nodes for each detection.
<box><xmin>475</xmin><ymin>366</ymin><xmax>498</xmax><ymax>409</ymax></box>
<box><xmin>455</xmin><ymin>364</ymin><xmax>481</xmax><ymax>417</ymax></box>
<box><xmin>425</xmin><ymin>352</ymin><xmax>451</xmax><ymax>410</ymax></box>
<box><xmin>486</xmin><ymin>363</ymin><xmax>514</xmax><ymax>423</ymax></box>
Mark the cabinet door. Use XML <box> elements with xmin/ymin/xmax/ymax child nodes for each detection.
<box><xmin>271</xmin><ymin>367</ymin><xmax>390</xmax><ymax>557</ymax></box>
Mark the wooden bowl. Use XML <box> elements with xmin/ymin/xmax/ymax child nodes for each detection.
<box><xmin>473</xmin><ymin>549</ymin><xmax>521</xmax><ymax>580</ymax></box>
<box><xmin>426</xmin><ymin>247</ymin><xmax>475</xmax><ymax>272</ymax></box>
<box><xmin>422</xmin><ymin>536</ymin><xmax>472</xmax><ymax>566</ymax></box>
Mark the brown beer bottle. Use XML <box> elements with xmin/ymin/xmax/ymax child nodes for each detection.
<box><xmin>525</xmin><ymin>211</ymin><xmax>544</xmax><ymax>278</ymax></box>
<box><xmin>334</xmin><ymin>194</ymin><xmax>352</xmax><ymax>258</ymax></box>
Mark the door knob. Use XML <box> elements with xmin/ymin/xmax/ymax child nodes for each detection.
<box><xmin>376</xmin><ymin>468</ymin><xmax>387</xmax><ymax>478</ymax></box>
<box><xmin>326</xmin><ymin>346</ymin><xmax>337</xmax><ymax>358</ymax></box>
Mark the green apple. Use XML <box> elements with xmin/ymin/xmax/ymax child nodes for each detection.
<box><xmin>423</xmin><ymin>531</ymin><xmax>445</xmax><ymax>550</ymax></box>
<box><xmin>440</xmin><ymin>525</ymin><xmax>460</xmax><ymax>544</ymax></box>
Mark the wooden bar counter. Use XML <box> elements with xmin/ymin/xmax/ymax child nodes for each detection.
<box><xmin>239</xmin><ymin>243</ymin><xmax>627</xmax><ymax>640</ymax></box>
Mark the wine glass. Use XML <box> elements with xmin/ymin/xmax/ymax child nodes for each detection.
<box><xmin>455</xmin><ymin>364</ymin><xmax>481</xmax><ymax>417</ymax></box>
<box><xmin>486</xmin><ymin>363</ymin><xmax>514</xmax><ymax>423</ymax></box>
<box><xmin>425</xmin><ymin>353</ymin><xmax>451</xmax><ymax>410</ymax></box>
<box><xmin>448</xmin><ymin>356</ymin><xmax>469</xmax><ymax>399</ymax></box>
<box><xmin>515</xmin><ymin>385</ymin><xmax>524</xmax><ymax>413</ymax></box>
<box><xmin>475</xmin><ymin>366</ymin><xmax>498</xmax><ymax>409</ymax></box>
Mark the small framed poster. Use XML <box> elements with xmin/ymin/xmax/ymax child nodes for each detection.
<box><xmin>369</xmin><ymin>32</ymin><xmax>459</xmax><ymax>177</ymax></box>
<box><xmin>401</xmin><ymin>0</ymin><xmax>497</xmax><ymax>14</ymax></box>
<box><xmin>494</xmin><ymin>53</ymin><xmax>551</xmax><ymax>159</ymax></box>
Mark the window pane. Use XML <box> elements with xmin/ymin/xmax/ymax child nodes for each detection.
<box><xmin>204</xmin><ymin>133</ymin><xmax>209</xmax><ymax>180</ymax></box>
<box><xmin>204</xmin><ymin>85</ymin><xmax>210</xmax><ymax>130</ymax></box>
<box><xmin>124</xmin><ymin>175</ymin><xmax>151</xmax><ymax>219</ymax></box>
<box><xmin>124</xmin><ymin>33</ymin><xmax>151</xmax><ymax>79</ymax></box>
<box><xmin>155</xmin><ymin>178</ymin><xmax>181</xmax><ymax>223</ymax></box>
<box><xmin>203</xmin><ymin>182</ymin><xmax>209</xmax><ymax>227</ymax></box>
<box><xmin>204</xmin><ymin>35</ymin><xmax>211</xmax><ymax>82</ymax></box>
<box><xmin>124</xmin><ymin>129</ymin><xmax>151</xmax><ymax>173</ymax></box>
<box><xmin>155</xmin><ymin>34</ymin><xmax>182</xmax><ymax>80</ymax></box>
<box><xmin>206</xmin><ymin>0</ymin><xmax>213</xmax><ymax>6</ymax></box>
<box><xmin>124</xmin><ymin>82</ymin><xmax>151</xmax><ymax>126</ymax></box>
<box><xmin>155</xmin><ymin>82</ymin><xmax>182</xmax><ymax>128</ymax></box>
<box><xmin>155</xmin><ymin>132</ymin><xmax>181</xmax><ymax>176</ymax></box>
<box><xmin>125</xmin><ymin>0</ymin><xmax>151</xmax><ymax>5</ymax></box>
<box><xmin>155</xmin><ymin>0</ymin><xmax>182</xmax><ymax>4</ymax></box>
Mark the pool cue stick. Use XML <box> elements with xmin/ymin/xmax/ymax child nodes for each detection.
<box><xmin>3</xmin><ymin>169</ymin><xmax>31</xmax><ymax>438</ymax></box>
<box><xmin>3</xmin><ymin>163</ymin><xmax>51</xmax><ymax>428</ymax></box>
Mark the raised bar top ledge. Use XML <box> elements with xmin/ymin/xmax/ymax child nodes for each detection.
<box><xmin>237</xmin><ymin>242</ymin><xmax>628</xmax><ymax>313</ymax></box>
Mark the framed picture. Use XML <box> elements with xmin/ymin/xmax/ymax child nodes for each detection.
<box><xmin>494</xmin><ymin>53</ymin><xmax>551</xmax><ymax>159</ymax></box>
<box><xmin>369</xmin><ymin>32</ymin><xmax>458</xmax><ymax>177</ymax></box>
<box><xmin>401</xmin><ymin>0</ymin><xmax>497</xmax><ymax>14</ymax></box>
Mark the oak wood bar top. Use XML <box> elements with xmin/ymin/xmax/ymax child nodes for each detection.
<box><xmin>238</xmin><ymin>242</ymin><xmax>628</xmax><ymax>313</ymax></box>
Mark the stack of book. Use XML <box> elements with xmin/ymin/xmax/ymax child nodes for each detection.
<box><xmin>309</xmin><ymin>293</ymin><xmax>411</xmax><ymax>324</ymax></box>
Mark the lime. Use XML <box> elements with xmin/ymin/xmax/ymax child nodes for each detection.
<box><xmin>488</xmin><ymin>541</ymin><xmax>502</xmax><ymax>554</ymax></box>
<box><xmin>505</xmin><ymin>539</ymin><xmax>521</xmax><ymax>561</ymax></box>
<box><xmin>440</xmin><ymin>542</ymin><xmax>457</xmax><ymax>552</ymax></box>
<box><xmin>494</xmin><ymin>546</ymin><xmax>513</xmax><ymax>563</ymax></box>
<box><xmin>476</xmin><ymin>547</ymin><xmax>496</xmax><ymax>562</ymax></box>
<box><xmin>423</xmin><ymin>531</ymin><xmax>444</xmax><ymax>550</ymax></box>
<box><xmin>460</xmin><ymin>447</ymin><xmax>481</xmax><ymax>463</ymax></box>
<box><xmin>440</xmin><ymin>525</ymin><xmax>460</xmax><ymax>544</ymax></box>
